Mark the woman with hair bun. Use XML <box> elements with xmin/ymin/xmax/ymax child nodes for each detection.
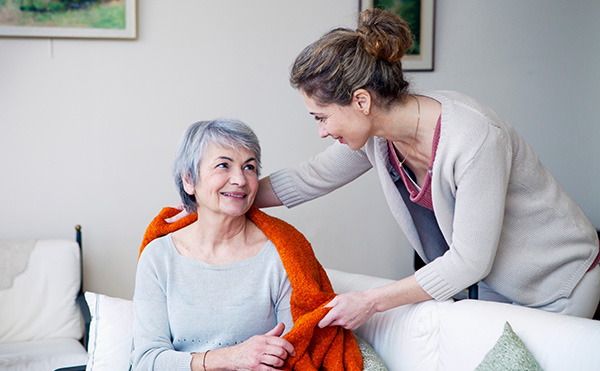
<box><xmin>254</xmin><ymin>8</ymin><xmax>600</xmax><ymax>327</ymax></box>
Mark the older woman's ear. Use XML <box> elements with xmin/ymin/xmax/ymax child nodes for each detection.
<box><xmin>181</xmin><ymin>174</ymin><xmax>196</xmax><ymax>195</ymax></box>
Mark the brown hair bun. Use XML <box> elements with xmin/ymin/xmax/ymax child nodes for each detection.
<box><xmin>357</xmin><ymin>8</ymin><xmax>413</xmax><ymax>63</ymax></box>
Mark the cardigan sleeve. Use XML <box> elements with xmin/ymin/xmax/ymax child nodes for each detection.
<box><xmin>415</xmin><ymin>123</ymin><xmax>513</xmax><ymax>301</ymax></box>
<box><xmin>269</xmin><ymin>142</ymin><xmax>373</xmax><ymax>208</ymax></box>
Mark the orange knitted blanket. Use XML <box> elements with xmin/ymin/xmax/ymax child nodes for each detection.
<box><xmin>139</xmin><ymin>206</ymin><xmax>363</xmax><ymax>371</ymax></box>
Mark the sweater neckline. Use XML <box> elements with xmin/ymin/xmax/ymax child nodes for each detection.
<box><xmin>167</xmin><ymin>234</ymin><xmax>273</xmax><ymax>269</ymax></box>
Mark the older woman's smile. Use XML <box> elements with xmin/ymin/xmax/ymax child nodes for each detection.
<box><xmin>221</xmin><ymin>191</ymin><xmax>247</xmax><ymax>198</ymax></box>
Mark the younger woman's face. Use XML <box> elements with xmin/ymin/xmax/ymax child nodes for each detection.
<box><xmin>301</xmin><ymin>91</ymin><xmax>372</xmax><ymax>150</ymax></box>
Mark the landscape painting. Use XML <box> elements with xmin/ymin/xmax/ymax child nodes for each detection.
<box><xmin>0</xmin><ymin>0</ymin><xmax>136</xmax><ymax>39</ymax></box>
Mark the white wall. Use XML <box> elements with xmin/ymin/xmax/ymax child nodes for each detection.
<box><xmin>1</xmin><ymin>0</ymin><xmax>598</xmax><ymax>300</ymax></box>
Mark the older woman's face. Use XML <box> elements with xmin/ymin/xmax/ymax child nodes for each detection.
<box><xmin>187</xmin><ymin>142</ymin><xmax>259</xmax><ymax>218</ymax></box>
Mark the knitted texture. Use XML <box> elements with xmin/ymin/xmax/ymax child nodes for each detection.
<box><xmin>355</xmin><ymin>336</ymin><xmax>388</xmax><ymax>371</ymax></box>
<box><xmin>139</xmin><ymin>207</ymin><xmax>363</xmax><ymax>371</ymax></box>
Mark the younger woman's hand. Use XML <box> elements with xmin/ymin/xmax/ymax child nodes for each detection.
<box><xmin>318</xmin><ymin>276</ymin><xmax>432</xmax><ymax>331</ymax></box>
<box><xmin>318</xmin><ymin>291</ymin><xmax>375</xmax><ymax>330</ymax></box>
<box><xmin>165</xmin><ymin>203</ymin><xmax>190</xmax><ymax>223</ymax></box>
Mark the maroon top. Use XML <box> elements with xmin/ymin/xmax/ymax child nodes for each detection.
<box><xmin>388</xmin><ymin>115</ymin><xmax>442</xmax><ymax>211</ymax></box>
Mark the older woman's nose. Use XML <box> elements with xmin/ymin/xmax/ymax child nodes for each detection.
<box><xmin>229</xmin><ymin>168</ymin><xmax>247</xmax><ymax>185</ymax></box>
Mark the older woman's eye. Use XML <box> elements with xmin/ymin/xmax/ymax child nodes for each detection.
<box><xmin>244</xmin><ymin>164</ymin><xmax>256</xmax><ymax>171</ymax></box>
<box><xmin>217</xmin><ymin>163</ymin><xmax>229</xmax><ymax>169</ymax></box>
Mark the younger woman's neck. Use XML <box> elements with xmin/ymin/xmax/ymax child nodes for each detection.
<box><xmin>371</xmin><ymin>95</ymin><xmax>420</xmax><ymax>144</ymax></box>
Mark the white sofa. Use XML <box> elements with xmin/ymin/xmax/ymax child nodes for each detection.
<box><xmin>0</xmin><ymin>239</ymin><xmax>88</xmax><ymax>371</ymax></box>
<box><xmin>327</xmin><ymin>268</ymin><xmax>600</xmax><ymax>371</ymax></box>
<box><xmin>79</xmin><ymin>268</ymin><xmax>600</xmax><ymax>371</ymax></box>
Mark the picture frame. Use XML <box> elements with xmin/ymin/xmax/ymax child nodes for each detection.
<box><xmin>0</xmin><ymin>0</ymin><xmax>137</xmax><ymax>39</ymax></box>
<box><xmin>359</xmin><ymin>0</ymin><xmax>435</xmax><ymax>71</ymax></box>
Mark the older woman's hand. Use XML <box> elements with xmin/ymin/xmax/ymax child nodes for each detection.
<box><xmin>194</xmin><ymin>323</ymin><xmax>295</xmax><ymax>371</ymax></box>
<box><xmin>232</xmin><ymin>322</ymin><xmax>296</xmax><ymax>370</ymax></box>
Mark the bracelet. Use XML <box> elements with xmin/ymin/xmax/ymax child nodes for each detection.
<box><xmin>203</xmin><ymin>350</ymin><xmax>210</xmax><ymax>371</ymax></box>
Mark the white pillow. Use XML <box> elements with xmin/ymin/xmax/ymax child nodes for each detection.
<box><xmin>0</xmin><ymin>240</ymin><xmax>83</xmax><ymax>343</ymax></box>
<box><xmin>85</xmin><ymin>292</ymin><xmax>133</xmax><ymax>371</ymax></box>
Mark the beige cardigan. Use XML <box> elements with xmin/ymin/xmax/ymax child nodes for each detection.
<box><xmin>269</xmin><ymin>90</ymin><xmax>599</xmax><ymax>307</ymax></box>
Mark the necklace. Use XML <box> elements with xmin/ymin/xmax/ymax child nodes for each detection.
<box><xmin>393</xmin><ymin>95</ymin><xmax>420</xmax><ymax>167</ymax></box>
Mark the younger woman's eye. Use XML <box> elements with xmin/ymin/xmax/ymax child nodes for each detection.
<box><xmin>314</xmin><ymin>116</ymin><xmax>325</xmax><ymax>123</ymax></box>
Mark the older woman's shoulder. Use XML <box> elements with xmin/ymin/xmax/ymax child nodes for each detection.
<box><xmin>139</xmin><ymin>234</ymin><xmax>175</xmax><ymax>262</ymax></box>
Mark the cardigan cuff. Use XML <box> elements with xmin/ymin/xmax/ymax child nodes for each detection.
<box><xmin>414</xmin><ymin>265</ymin><xmax>459</xmax><ymax>302</ymax></box>
<box><xmin>269</xmin><ymin>169</ymin><xmax>304</xmax><ymax>208</ymax></box>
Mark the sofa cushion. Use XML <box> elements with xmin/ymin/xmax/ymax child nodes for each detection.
<box><xmin>355</xmin><ymin>335</ymin><xmax>388</xmax><ymax>371</ymax></box>
<box><xmin>0</xmin><ymin>338</ymin><xmax>87</xmax><ymax>371</ymax></box>
<box><xmin>0</xmin><ymin>240</ymin><xmax>83</xmax><ymax>343</ymax></box>
<box><xmin>85</xmin><ymin>292</ymin><xmax>134</xmax><ymax>371</ymax></box>
<box><xmin>475</xmin><ymin>321</ymin><xmax>541</xmax><ymax>370</ymax></box>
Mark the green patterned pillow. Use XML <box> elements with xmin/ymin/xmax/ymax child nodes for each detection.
<box><xmin>355</xmin><ymin>335</ymin><xmax>388</xmax><ymax>371</ymax></box>
<box><xmin>475</xmin><ymin>322</ymin><xmax>542</xmax><ymax>371</ymax></box>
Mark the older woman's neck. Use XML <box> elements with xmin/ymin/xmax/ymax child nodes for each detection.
<box><xmin>172</xmin><ymin>211</ymin><xmax>265</xmax><ymax>264</ymax></box>
<box><xmin>200</xmin><ymin>212</ymin><xmax>249</xmax><ymax>243</ymax></box>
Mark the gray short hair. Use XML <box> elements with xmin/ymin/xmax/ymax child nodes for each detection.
<box><xmin>173</xmin><ymin>118</ymin><xmax>262</xmax><ymax>212</ymax></box>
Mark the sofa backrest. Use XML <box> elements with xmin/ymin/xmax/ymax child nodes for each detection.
<box><xmin>0</xmin><ymin>239</ymin><xmax>83</xmax><ymax>343</ymax></box>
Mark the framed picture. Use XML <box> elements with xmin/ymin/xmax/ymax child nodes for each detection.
<box><xmin>0</xmin><ymin>0</ymin><xmax>137</xmax><ymax>39</ymax></box>
<box><xmin>359</xmin><ymin>0</ymin><xmax>435</xmax><ymax>71</ymax></box>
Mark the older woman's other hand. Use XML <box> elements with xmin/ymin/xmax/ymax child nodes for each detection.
<box><xmin>318</xmin><ymin>291</ymin><xmax>376</xmax><ymax>331</ymax></box>
<box><xmin>233</xmin><ymin>322</ymin><xmax>295</xmax><ymax>370</ymax></box>
<box><xmin>198</xmin><ymin>322</ymin><xmax>295</xmax><ymax>371</ymax></box>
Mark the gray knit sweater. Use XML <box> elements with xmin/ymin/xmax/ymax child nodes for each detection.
<box><xmin>270</xmin><ymin>90</ymin><xmax>598</xmax><ymax>307</ymax></box>
<box><xmin>131</xmin><ymin>235</ymin><xmax>293</xmax><ymax>370</ymax></box>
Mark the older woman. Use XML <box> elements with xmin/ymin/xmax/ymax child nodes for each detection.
<box><xmin>131</xmin><ymin>118</ymin><xmax>297</xmax><ymax>371</ymax></box>
<box><xmin>131</xmin><ymin>119</ymin><xmax>364</xmax><ymax>371</ymax></box>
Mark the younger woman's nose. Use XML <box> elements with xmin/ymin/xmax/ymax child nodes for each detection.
<box><xmin>318</xmin><ymin>124</ymin><xmax>329</xmax><ymax>138</ymax></box>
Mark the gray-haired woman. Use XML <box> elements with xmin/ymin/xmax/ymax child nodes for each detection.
<box><xmin>131</xmin><ymin>118</ymin><xmax>296</xmax><ymax>371</ymax></box>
